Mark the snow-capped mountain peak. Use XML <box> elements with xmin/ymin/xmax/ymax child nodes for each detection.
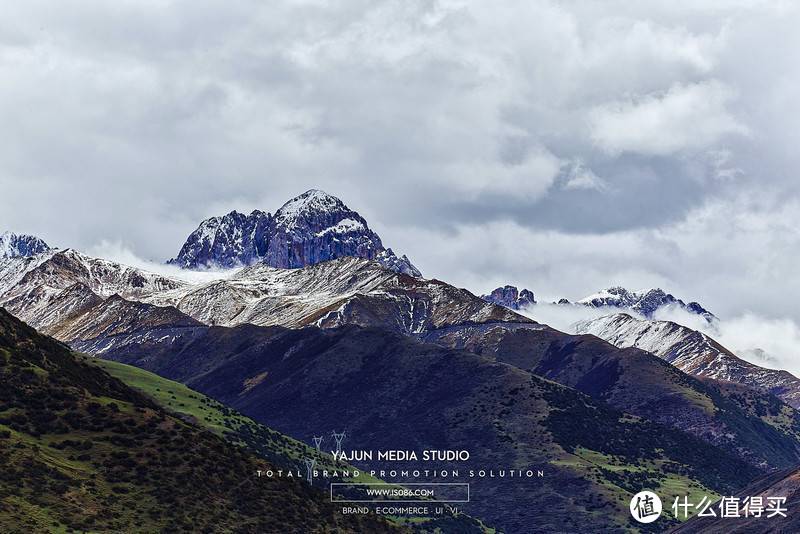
<box><xmin>168</xmin><ymin>190</ymin><xmax>421</xmax><ymax>276</ymax></box>
<box><xmin>274</xmin><ymin>189</ymin><xmax>346</xmax><ymax>227</ymax></box>
<box><xmin>0</xmin><ymin>231</ymin><xmax>51</xmax><ymax>258</ymax></box>
<box><xmin>270</xmin><ymin>189</ymin><xmax>373</xmax><ymax>239</ymax></box>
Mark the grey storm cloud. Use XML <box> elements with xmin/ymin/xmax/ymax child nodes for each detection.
<box><xmin>2</xmin><ymin>0</ymin><xmax>800</xmax><ymax>327</ymax></box>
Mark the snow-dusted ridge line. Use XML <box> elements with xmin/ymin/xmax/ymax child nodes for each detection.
<box><xmin>575</xmin><ymin>286</ymin><xmax>715</xmax><ymax>321</ymax></box>
<box><xmin>0</xmin><ymin>247</ymin><xmax>527</xmax><ymax>341</ymax></box>
<box><xmin>575</xmin><ymin>313</ymin><xmax>800</xmax><ymax>408</ymax></box>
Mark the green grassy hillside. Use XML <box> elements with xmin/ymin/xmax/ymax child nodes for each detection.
<box><xmin>0</xmin><ymin>308</ymin><xmax>399</xmax><ymax>533</ymax></box>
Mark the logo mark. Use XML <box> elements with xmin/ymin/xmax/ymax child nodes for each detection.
<box><xmin>630</xmin><ymin>491</ymin><xmax>662</xmax><ymax>523</ymax></box>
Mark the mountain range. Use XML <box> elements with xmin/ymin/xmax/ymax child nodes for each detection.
<box><xmin>0</xmin><ymin>250</ymin><xmax>523</xmax><ymax>339</ymax></box>
<box><xmin>484</xmin><ymin>283</ymin><xmax>800</xmax><ymax>421</ymax></box>
<box><xmin>2</xmin><ymin>189</ymin><xmax>798</xmax><ymax>532</ymax></box>
<box><xmin>2</xmin><ymin>244</ymin><xmax>794</xmax><ymax>529</ymax></box>
<box><xmin>6</xmin><ymin>245</ymin><xmax>795</xmax><ymax>472</ymax></box>
<box><xmin>482</xmin><ymin>284</ymin><xmax>716</xmax><ymax>321</ymax></box>
<box><xmin>575</xmin><ymin>286</ymin><xmax>716</xmax><ymax>321</ymax></box>
<box><xmin>4</xmin><ymin>245</ymin><xmax>798</xmax><ymax>473</ymax></box>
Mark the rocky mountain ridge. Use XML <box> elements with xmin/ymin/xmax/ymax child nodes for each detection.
<box><xmin>481</xmin><ymin>285</ymin><xmax>535</xmax><ymax>310</ymax></box>
<box><xmin>0</xmin><ymin>250</ymin><xmax>524</xmax><ymax>337</ymax></box>
<box><xmin>575</xmin><ymin>313</ymin><xmax>800</xmax><ymax>408</ymax></box>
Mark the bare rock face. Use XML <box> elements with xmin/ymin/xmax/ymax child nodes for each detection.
<box><xmin>169</xmin><ymin>190</ymin><xmax>420</xmax><ymax>276</ymax></box>
<box><xmin>265</xmin><ymin>190</ymin><xmax>383</xmax><ymax>268</ymax></box>
<box><xmin>481</xmin><ymin>285</ymin><xmax>535</xmax><ymax>310</ymax></box>
<box><xmin>168</xmin><ymin>210</ymin><xmax>272</xmax><ymax>269</ymax></box>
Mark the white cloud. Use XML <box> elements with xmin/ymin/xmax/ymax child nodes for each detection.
<box><xmin>443</xmin><ymin>145</ymin><xmax>563</xmax><ymax>200</ymax></box>
<box><xmin>652</xmin><ymin>305</ymin><xmax>800</xmax><ymax>376</ymax></box>
<box><xmin>589</xmin><ymin>80</ymin><xmax>748</xmax><ymax>156</ymax></box>
<box><xmin>518</xmin><ymin>302</ymin><xmax>642</xmax><ymax>333</ymax></box>
<box><xmin>1</xmin><ymin>0</ymin><xmax>800</xmax><ymax>330</ymax></box>
<box><xmin>561</xmin><ymin>160</ymin><xmax>608</xmax><ymax>191</ymax></box>
<box><xmin>86</xmin><ymin>240</ymin><xmax>239</xmax><ymax>284</ymax></box>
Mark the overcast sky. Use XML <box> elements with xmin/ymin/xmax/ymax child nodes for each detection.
<box><xmin>2</xmin><ymin>1</ymin><xmax>800</xmax><ymax>331</ymax></box>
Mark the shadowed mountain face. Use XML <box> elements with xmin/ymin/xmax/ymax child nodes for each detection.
<box><xmin>0</xmin><ymin>309</ymin><xmax>397</xmax><ymax>533</ymax></box>
<box><xmin>168</xmin><ymin>189</ymin><xmax>420</xmax><ymax>276</ymax></box>
<box><xmin>168</xmin><ymin>210</ymin><xmax>273</xmax><ymax>269</ymax></box>
<box><xmin>575</xmin><ymin>313</ymin><xmax>800</xmax><ymax>408</ymax></box>
<box><xmin>91</xmin><ymin>321</ymin><xmax>763</xmax><ymax>533</ymax></box>
<box><xmin>422</xmin><ymin>323</ymin><xmax>800</xmax><ymax>471</ymax></box>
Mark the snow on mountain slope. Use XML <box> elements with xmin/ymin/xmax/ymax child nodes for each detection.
<box><xmin>0</xmin><ymin>247</ymin><xmax>527</xmax><ymax>342</ymax></box>
<box><xmin>0</xmin><ymin>249</ymin><xmax>188</xmax><ymax>332</ymax></box>
<box><xmin>575</xmin><ymin>313</ymin><xmax>800</xmax><ymax>408</ymax></box>
<box><xmin>0</xmin><ymin>231</ymin><xmax>51</xmax><ymax>258</ymax></box>
<box><xmin>45</xmin><ymin>294</ymin><xmax>202</xmax><ymax>343</ymax></box>
<box><xmin>169</xmin><ymin>189</ymin><xmax>421</xmax><ymax>276</ymax></box>
<box><xmin>146</xmin><ymin>256</ymin><xmax>526</xmax><ymax>332</ymax></box>
<box><xmin>147</xmin><ymin>256</ymin><xmax>394</xmax><ymax>327</ymax></box>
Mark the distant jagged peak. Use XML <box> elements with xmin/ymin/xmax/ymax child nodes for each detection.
<box><xmin>481</xmin><ymin>285</ymin><xmax>536</xmax><ymax>311</ymax></box>
<box><xmin>375</xmin><ymin>248</ymin><xmax>422</xmax><ymax>278</ymax></box>
<box><xmin>576</xmin><ymin>286</ymin><xmax>715</xmax><ymax>321</ymax></box>
<box><xmin>0</xmin><ymin>230</ymin><xmax>51</xmax><ymax>259</ymax></box>
<box><xmin>272</xmin><ymin>189</ymin><xmax>375</xmax><ymax>244</ymax></box>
